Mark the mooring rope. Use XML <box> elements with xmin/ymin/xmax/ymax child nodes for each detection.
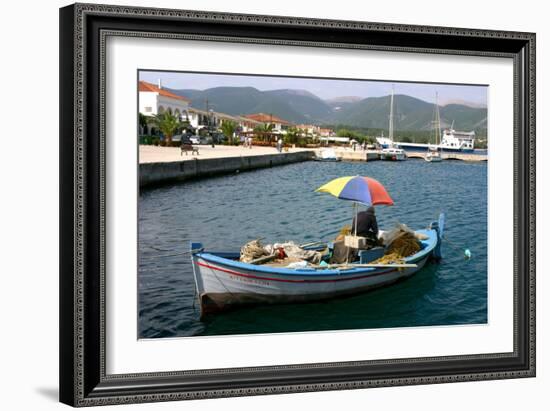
<box><xmin>140</xmin><ymin>250</ymin><xmax>191</xmax><ymax>259</ymax></box>
<box><xmin>441</xmin><ymin>236</ymin><xmax>471</xmax><ymax>259</ymax></box>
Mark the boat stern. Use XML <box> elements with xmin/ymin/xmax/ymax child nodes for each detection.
<box><xmin>429</xmin><ymin>213</ymin><xmax>445</xmax><ymax>260</ymax></box>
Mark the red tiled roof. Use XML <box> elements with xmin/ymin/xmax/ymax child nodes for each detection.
<box><xmin>244</xmin><ymin>113</ymin><xmax>293</xmax><ymax>125</ymax></box>
<box><xmin>138</xmin><ymin>81</ymin><xmax>190</xmax><ymax>102</ymax></box>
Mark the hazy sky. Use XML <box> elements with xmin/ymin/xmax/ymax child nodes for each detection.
<box><xmin>139</xmin><ymin>71</ymin><xmax>487</xmax><ymax>107</ymax></box>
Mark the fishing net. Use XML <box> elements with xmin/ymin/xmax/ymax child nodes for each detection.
<box><xmin>240</xmin><ymin>239</ymin><xmax>323</xmax><ymax>264</ymax></box>
<box><xmin>334</xmin><ymin>225</ymin><xmax>352</xmax><ymax>242</ymax></box>
<box><xmin>240</xmin><ymin>239</ymin><xmax>269</xmax><ymax>263</ymax></box>
<box><xmin>373</xmin><ymin>224</ymin><xmax>422</xmax><ymax>265</ymax></box>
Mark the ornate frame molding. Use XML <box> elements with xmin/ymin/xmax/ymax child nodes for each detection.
<box><xmin>60</xmin><ymin>3</ymin><xmax>535</xmax><ymax>407</ymax></box>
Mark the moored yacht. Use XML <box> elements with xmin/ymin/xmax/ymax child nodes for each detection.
<box><xmin>425</xmin><ymin>92</ymin><xmax>443</xmax><ymax>163</ymax></box>
<box><xmin>379</xmin><ymin>86</ymin><xmax>406</xmax><ymax>161</ymax></box>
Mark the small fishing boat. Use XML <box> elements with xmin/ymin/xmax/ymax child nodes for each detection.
<box><xmin>381</xmin><ymin>146</ymin><xmax>407</xmax><ymax>161</ymax></box>
<box><xmin>425</xmin><ymin>147</ymin><xmax>443</xmax><ymax>162</ymax></box>
<box><xmin>191</xmin><ymin>214</ymin><xmax>444</xmax><ymax>316</ymax></box>
<box><xmin>315</xmin><ymin>148</ymin><xmax>340</xmax><ymax>161</ymax></box>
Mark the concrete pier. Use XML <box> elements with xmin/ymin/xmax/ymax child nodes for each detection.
<box><xmin>334</xmin><ymin>148</ymin><xmax>487</xmax><ymax>162</ymax></box>
<box><xmin>140</xmin><ymin>150</ymin><xmax>314</xmax><ymax>187</ymax></box>
<box><xmin>335</xmin><ymin>149</ymin><xmax>380</xmax><ymax>162</ymax></box>
<box><xmin>405</xmin><ymin>152</ymin><xmax>487</xmax><ymax>162</ymax></box>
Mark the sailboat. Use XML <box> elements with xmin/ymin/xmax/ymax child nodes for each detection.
<box><xmin>425</xmin><ymin>92</ymin><xmax>443</xmax><ymax>163</ymax></box>
<box><xmin>380</xmin><ymin>86</ymin><xmax>407</xmax><ymax>161</ymax></box>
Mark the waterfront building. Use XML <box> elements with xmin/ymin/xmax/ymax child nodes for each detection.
<box><xmin>138</xmin><ymin>80</ymin><xmax>190</xmax><ymax>118</ymax></box>
<box><xmin>319</xmin><ymin>128</ymin><xmax>336</xmax><ymax>137</ymax></box>
<box><xmin>184</xmin><ymin>109</ymin><xmax>256</xmax><ymax>132</ymax></box>
<box><xmin>236</xmin><ymin>116</ymin><xmax>263</xmax><ymax>133</ymax></box>
<box><xmin>295</xmin><ymin>124</ymin><xmax>321</xmax><ymax>138</ymax></box>
<box><xmin>243</xmin><ymin>113</ymin><xmax>293</xmax><ymax>134</ymax></box>
<box><xmin>320</xmin><ymin>136</ymin><xmax>350</xmax><ymax>145</ymax></box>
<box><xmin>183</xmin><ymin>107</ymin><xmax>211</xmax><ymax>130</ymax></box>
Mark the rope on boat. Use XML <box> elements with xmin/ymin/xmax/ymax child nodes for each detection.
<box><xmin>192</xmin><ymin>283</ymin><xmax>198</xmax><ymax>312</ymax></box>
<box><xmin>140</xmin><ymin>250</ymin><xmax>191</xmax><ymax>259</ymax></box>
<box><xmin>240</xmin><ymin>238</ymin><xmax>269</xmax><ymax>263</ymax></box>
<box><xmin>442</xmin><ymin>236</ymin><xmax>472</xmax><ymax>259</ymax></box>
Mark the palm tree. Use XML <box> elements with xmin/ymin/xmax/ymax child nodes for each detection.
<box><xmin>284</xmin><ymin>127</ymin><xmax>299</xmax><ymax>145</ymax></box>
<box><xmin>138</xmin><ymin>113</ymin><xmax>148</xmax><ymax>135</ymax></box>
<box><xmin>220</xmin><ymin>120</ymin><xmax>237</xmax><ymax>145</ymax></box>
<box><xmin>148</xmin><ymin>111</ymin><xmax>182</xmax><ymax>143</ymax></box>
<box><xmin>253</xmin><ymin>123</ymin><xmax>274</xmax><ymax>141</ymax></box>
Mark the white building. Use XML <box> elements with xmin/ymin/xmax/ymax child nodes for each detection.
<box><xmin>243</xmin><ymin>113</ymin><xmax>292</xmax><ymax>134</ymax></box>
<box><xmin>296</xmin><ymin>124</ymin><xmax>321</xmax><ymax>136</ymax></box>
<box><xmin>237</xmin><ymin>116</ymin><xmax>263</xmax><ymax>133</ymax></box>
<box><xmin>139</xmin><ymin>80</ymin><xmax>190</xmax><ymax>118</ymax></box>
<box><xmin>320</xmin><ymin>136</ymin><xmax>350</xmax><ymax>144</ymax></box>
<box><xmin>183</xmin><ymin>108</ymin><xmax>243</xmax><ymax>131</ymax></box>
<box><xmin>184</xmin><ymin>107</ymin><xmax>211</xmax><ymax>130</ymax></box>
<box><xmin>319</xmin><ymin>128</ymin><xmax>336</xmax><ymax>137</ymax></box>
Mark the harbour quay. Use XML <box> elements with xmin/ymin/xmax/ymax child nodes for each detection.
<box><xmin>140</xmin><ymin>145</ymin><xmax>488</xmax><ymax>187</ymax></box>
<box><xmin>334</xmin><ymin>149</ymin><xmax>381</xmax><ymax>162</ymax></box>
<box><xmin>139</xmin><ymin>145</ymin><xmax>315</xmax><ymax>187</ymax></box>
<box><xmin>334</xmin><ymin>148</ymin><xmax>487</xmax><ymax>162</ymax></box>
<box><xmin>404</xmin><ymin>151</ymin><xmax>487</xmax><ymax>162</ymax></box>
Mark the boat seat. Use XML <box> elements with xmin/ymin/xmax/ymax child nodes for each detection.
<box><xmin>326</xmin><ymin>242</ymin><xmax>385</xmax><ymax>264</ymax></box>
<box><xmin>359</xmin><ymin>247</ymin><xmax>385</xmax><ymax>264</ymax></box>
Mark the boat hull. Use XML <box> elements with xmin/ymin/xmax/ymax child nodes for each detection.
<box><xmin>397</xmin><ymin>142</ymin><xmax>475</xmax><ymax>153</ymax></box>
<box><xmin>380</xmin><ymin>153</ymin><xmax>407</xmax><ymax>161</ymax></box>
<box><xmin>425</xmin><ymin>154</ymin><xmax>443</xmax><ymax>162</ymax></box>
<box><xmin>195</xmin><ymin>255</ymin><xmax>429</xmax><ymax>315</ymax></box>
<box><xmin>191</xmin><ymin>227</ymin><xmax>441</xmax><ymax>316</ymax></box>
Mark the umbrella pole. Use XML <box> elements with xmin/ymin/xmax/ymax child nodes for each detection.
<box><xmin>354</xmin><ymin>202</ymin><xmax>358</xmax><ymax>236</ymax></box>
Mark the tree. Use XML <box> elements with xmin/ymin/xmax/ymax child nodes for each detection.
<box><xmin>284</xmin><ymin>127</ymin><xmax>299</xmax><ymax>145</ymax></box>
<box><xmin>253</xmin><ymin>123</ymin><xmax>274</xmax><ymax>141</ymax></box>
<box><xmin>138</xmin><ymin>113</ymin><xmax>148</xmax><ymax>135</ymax></box>
<box><xmin>220</xmin><ymin>120</ymin><xmax>237</xmax><ymax>145</ymax></box>
<box><xmin>336</xmin><ymin>128</ymin><xmax>363</xmax><ymax>140</ymax></box>
<box><xmin>148</xmin><ymin>111</ymin><xmax>182</xmax><ymax>143</ymax></box>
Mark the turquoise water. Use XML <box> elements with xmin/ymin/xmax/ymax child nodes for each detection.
<box><xmin>138</xmin><ymin>159</ymin><xmax>487</xmax><ymax>338</ymax></box>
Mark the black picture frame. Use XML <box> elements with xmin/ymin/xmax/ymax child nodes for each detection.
<box><xmin>59</xmin><ymin>3</ymin><xmax>536</xmax><ymax>407</ymax></box>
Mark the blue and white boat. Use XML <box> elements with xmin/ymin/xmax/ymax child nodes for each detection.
<box><xmin>397</xmin><ymin>129</ymin><xmax>476</xmax><ymax>153</ymax></box>
<box><xmin>190</xmin><ymin>214</ymin><xmax>444</xmax><ymax>316</ymax></box>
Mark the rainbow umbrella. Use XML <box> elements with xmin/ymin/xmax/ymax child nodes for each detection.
<box><xmin>316</xmin><ymin>176</ymin><xmax>394</xmax><ymax>206</ymax></box>
<box><xmin>316</xmin><ymin>176</ymin><xmax>394</xmax><ymax>236</ymax></box>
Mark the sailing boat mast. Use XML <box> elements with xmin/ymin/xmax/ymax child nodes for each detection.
<box><xmin>434</xmin><ymin>92</ymin><xmax>441</xmax><ymax>148</ymax></box>
<box><xmin>389</xmin><ymin>85</ymin><xmax>394</xmax><ymax>143</ymax></box>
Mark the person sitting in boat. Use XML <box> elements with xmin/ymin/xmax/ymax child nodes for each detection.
<box><xmin>351</xmin><ymin>206</ymin><xmax>379</xmax><ymax>247</ymax></box>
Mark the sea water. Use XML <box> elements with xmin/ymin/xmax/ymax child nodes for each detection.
<box><xmin>138</xmin><ymin>159</ymin><xmax>487</xmax><ymax>338</ymax></box>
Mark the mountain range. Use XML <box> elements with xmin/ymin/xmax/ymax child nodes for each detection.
<box><xmin>168</xmin><ymin>86</ymin><xmax>487</xmax><ymax>132</ymax></box>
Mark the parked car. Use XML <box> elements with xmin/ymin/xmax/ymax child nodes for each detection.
<box><xmin>189</xmin><ymin>136</ymin><xmax>201</xmax><ymax>144</ymax></box>
<box><xmin>200</xmin><ymin>136</ymin><xmax>213</xmax><ymax>145</ymax></box>
<box><xmin>172</xmin><ymin>134</ymin><xmax>192</xmax><ymax>144</ymax></box>
<box><xmin>211</xmin><ymin>133</ymin><xmax>226</xmax><ymax>144</ymax></box>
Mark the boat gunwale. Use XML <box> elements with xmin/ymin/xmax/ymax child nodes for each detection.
<box><xmin>193</xmin><ymin>229</ymin><xmax>438</xmax><ymax>277</ymax></box>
